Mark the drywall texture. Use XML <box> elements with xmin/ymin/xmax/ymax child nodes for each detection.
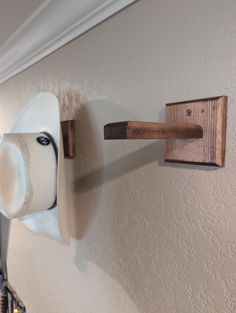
<box><xmin>0</xmin><ymin>0</ymin><xmax>236</xmax><ymax>312</ymax></box>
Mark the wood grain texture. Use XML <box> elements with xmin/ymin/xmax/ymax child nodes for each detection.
<box><xmin>61</xmin><ymin>120</ymin><xmax>76</xmax><ymax>158</ymax></box>
<box><xmin>165</xmin><ymin>96</ymin><xmax>227</xmax><ymax>167</ymax></box>
<box><xmin>104</xmin><ymin>121</ymin><xmax>203</xmax><ymax>140</ymax></box>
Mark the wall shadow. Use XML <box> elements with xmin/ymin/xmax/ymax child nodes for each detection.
<box><xmin>70</xmin><ymin>98</ymin><xmax>164</xmax><ymax>313</ymax></box>
<box><xmin>67</xmin><ymin>97</ymin><xmax>142</xmax><ymax>239</ymax></box>
<box><xmin>68</xmin><ymin>97</ymin><xmax>217</xmax><ymax>313</ymax></box>
<box><xmin>75</xmin><ymin>141</ymin><xmax>160</xmax><ymax>193</ymax></box>
<box><xmin>68</xmin><ymin>103</ymin><xmax>104</xmax><ymax>239</ymax></box>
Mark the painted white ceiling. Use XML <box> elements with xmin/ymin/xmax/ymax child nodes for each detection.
<box><xmin>0</xmin><ymin>0</ymin><xmax>43</xmax><ymax>46</ymax></box>
<box><xmin>0</xmin><ymin>0</ymin><xmax>135</xmax><ymax>84</ymax></box>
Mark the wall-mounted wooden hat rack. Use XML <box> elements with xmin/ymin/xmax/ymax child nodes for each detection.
<box><xmin>104</xmin><ymin>96</ymin><xmax>227</xmax><ymax>167</ymax></box>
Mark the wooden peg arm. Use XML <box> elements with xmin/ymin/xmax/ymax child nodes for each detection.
<box><xmin>104</xmin><ymin>121</ymin><xmax>203</xmax><ymax>140</ymax></box>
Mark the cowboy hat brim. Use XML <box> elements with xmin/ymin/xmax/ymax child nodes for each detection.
<box><xmin>11</xmin><ymin>92</ymin><xmax>69</xmax><ymax>243</ymax></box>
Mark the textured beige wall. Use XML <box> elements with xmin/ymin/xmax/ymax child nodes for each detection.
<box><xmin>0</xmin><ymin>0</ymin><xmax>236</xmax><ymax>312</ymax></box>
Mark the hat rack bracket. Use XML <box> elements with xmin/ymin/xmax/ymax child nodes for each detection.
<box><xmin>61</xmin><ymin>120</ymin><xmax>76</xmax><ymax>158</ymax></box>
<box><xmin>104</xmin><ymin>96</ymin><xmax>227</xmax><ymax>167</ymax></box>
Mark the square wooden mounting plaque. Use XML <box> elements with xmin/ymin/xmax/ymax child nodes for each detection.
<box><xmin>165</xmin><ymin>96</ymin><xmax>227</xmax><ymax>167</ymax></box>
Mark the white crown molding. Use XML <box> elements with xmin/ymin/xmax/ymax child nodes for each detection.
<box><xmin>0</xmin><ymin>0</ymin><xmax>135</xmax><ymax>85</ymax></box>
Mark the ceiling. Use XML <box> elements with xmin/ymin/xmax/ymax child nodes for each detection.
<box><xmin>0</xmin><ymin>0</ymin><xmax>43</xmax><ymax>46</ymax></box>
<box><xmin>0</xmin><ymin>0</ymin><xmax>135</xmax><ymax>85</ymax></box>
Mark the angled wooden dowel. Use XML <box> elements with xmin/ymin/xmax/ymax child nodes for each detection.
<box><xmin>104</xmin><ymin>121</ymin><xmax>203</xmax><ymax>140</ymax></box>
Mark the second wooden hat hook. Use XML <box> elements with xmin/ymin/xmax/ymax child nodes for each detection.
<box><xmin>104</xmin><ymin>96</ymin><xmax>227</xmax><ymax>167</ymax></box>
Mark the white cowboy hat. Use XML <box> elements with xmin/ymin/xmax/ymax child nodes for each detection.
<box><xmin>0</xmin><ymin>92</ymin><xmax>69</xmax><ymax>243</ymax></box>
